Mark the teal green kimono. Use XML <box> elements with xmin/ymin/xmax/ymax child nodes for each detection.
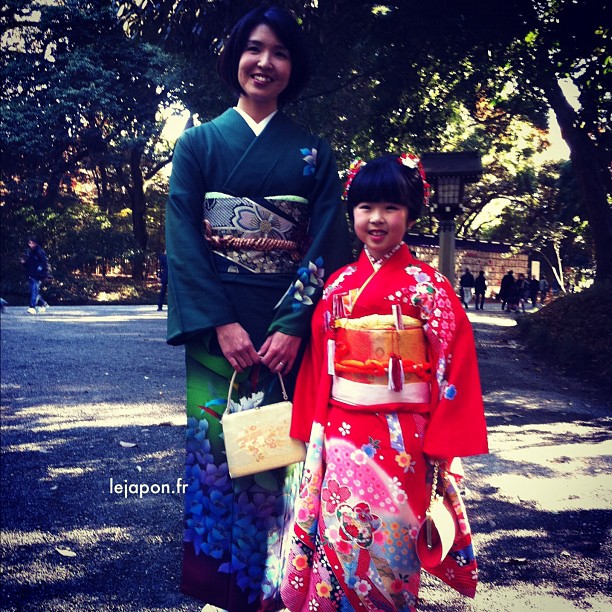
<box><xmin>166</xmin><ymin>108</ymin><xmax>351</xmax><ymax>610</ymax></box>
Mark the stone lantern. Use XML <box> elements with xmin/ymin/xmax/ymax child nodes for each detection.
<box><xmin>420</xmin><ymin>151</ymin><xmax>483</xmax><ymax>286</ymax></box>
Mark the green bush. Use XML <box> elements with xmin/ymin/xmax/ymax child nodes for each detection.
<box><xmin>517</xmin><ymin>283</ymin><xmax>612</xmax><ymax>392</ymax></box>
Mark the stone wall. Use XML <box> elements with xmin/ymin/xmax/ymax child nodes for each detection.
<box><xmin>406</xmin><ymin>234</ymin><xmax>530</xmax><ymax>297</ymax></box>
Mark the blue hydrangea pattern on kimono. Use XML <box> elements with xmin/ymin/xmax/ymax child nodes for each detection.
<box><xmin>183</xmin><ymin>360</ymin><xmax>302</xmax><ymax>608</ymax></box>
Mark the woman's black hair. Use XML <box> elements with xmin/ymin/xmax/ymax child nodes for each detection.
<box><xmin>217</xmin><ymin>5</ymin><xmax>310</xmax><ymax>107</ymax></box>
<box><xmin>346</xmin><ymin>155</ymin><xmax>424</xmax><ymax>223</ymax></box>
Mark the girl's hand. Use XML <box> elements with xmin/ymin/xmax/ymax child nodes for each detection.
<box><xmin>259</xmin><ymin>331</ymin><xmax>301</xmax><ymax>375</ymax></box>
<box><xmin>215</xmin><ymin>323</ymin><xmax>260</xmax><ymax>372</ymax></box>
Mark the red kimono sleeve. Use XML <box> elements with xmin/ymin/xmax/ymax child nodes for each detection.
<box><xmin>423</xmin><ymin>304</ymin><xmax>489</xmax><ymax>459</ymax></box>
<box><xmin>290</xmin><ymin>298</ymin><xmax>331</xmax><ymax>442</ymax></box>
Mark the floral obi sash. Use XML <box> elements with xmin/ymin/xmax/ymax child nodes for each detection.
<box><xmin>331</xmin><ymin>314</ymin><xmax>432</xmax><ymax>408</ymax></box>
<box><xmin>202</xmin><ymin>192</ymin><xmax>309</xmax><ymax>274</ymax></box>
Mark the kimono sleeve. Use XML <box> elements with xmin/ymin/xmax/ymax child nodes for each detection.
<box><xmin>289</xmin><ymin>296</ymin><xmax>332</xmax><ymax>442</ymax></box>
<box><xmin>268</xmin><ymin>138</ymin><xmax>351</xmax><ymax>339</ymax></box>
<box><xmin>166</xmin><ymin>129</ymin><xmax>238</xmax><ymax>346</ymax></box>
<box><xmin>423</xmin><ymin>305</ymin><xmax>489</xmax><ymax>459</ymax></box>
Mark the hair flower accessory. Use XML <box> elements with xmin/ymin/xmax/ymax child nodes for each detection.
<box><xmin>343</xmin><ymin>158</ymin><xmax>366</xmax><ymax>199</ymax></box>
<box><xmin>398</xmin><ymin>152</ymin><xmax>430</xmax><ymax>206</ymax></box>
<box><xmin>398</xmin><ymin>153</ymin><xmax>419</xmax><ymax>170</ymax></box>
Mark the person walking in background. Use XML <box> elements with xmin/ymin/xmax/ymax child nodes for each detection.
<box><xmin>281</xmin><ymin>154</ymin><xmax>488</xmax><ymax>611</ymax></box>
<box><xmin>20</xmin><ymin>237</ymin><xmax>50</xmax><ymax>314</ymax></box>
<box><xmin>515</xmin><ymin>272</ymin><xmax>529</xmax><ymax>312</ymax></box>
<box><xmin>539</xmin><ymin>275</ymin><xmax>549</xmax><ymax>304</ymax></box>
<box><xmin>499</xmin><ymin>270</ymin><xmax>515</xmax><ymax>311</ymax></box>
<box><xmin>156</xmin><ymin>251</ymin><xmax>168</xmax><ymax>311</ymax></box>
<box><xmin>165</xmin><ymin>5</ymin><xmax>351</xmax><ymax>610</ymax></box>
<box><xmin>474</xmin><ymin>269</ymin><xmax>487</xmax><ymax>310</ymax></box>
<box><xmin>459</xmin><ymin>266</ymin><xmax>475</xmax><ymax>308</ymax></box>
<box><xmin>529</xmin><ymin>274</ymin><xmax>540</xmax><ymax>308</ymax></box>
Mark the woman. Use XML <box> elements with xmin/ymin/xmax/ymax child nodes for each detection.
<box><xmin>165</xmin><ymin>5</ymin><xmax>351</xmax><ymax>611</ymax></box>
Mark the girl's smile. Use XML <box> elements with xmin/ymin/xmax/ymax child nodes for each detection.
<box><xmin>353</xmin><ymin>201</ymin><xmax>412</xmax><ymax>261</ymax></box>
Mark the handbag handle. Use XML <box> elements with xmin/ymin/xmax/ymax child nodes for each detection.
<box><xmin>225</xmin><ymin>370</ymin><xmax>289</xmax><ymax>416</ymax></box>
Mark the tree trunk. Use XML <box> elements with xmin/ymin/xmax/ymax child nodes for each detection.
<box><xmin>38</xmin><ymin>149</ymin><xmax>89</xmax><ymax>210</ymax></box>
<box><xmin>535</xmin><ymin>246</ymin><xmax>565</xmax><ymax>292</ymax></box>
<box><xmin>129</xmin><ymin>146</ymin><xmax>148</xmax><ymax>280</ymax></box>
<box><xmin>544</xmin><ymin>77</ymin><xmax>612</xmax><ymax>283</ymax></box>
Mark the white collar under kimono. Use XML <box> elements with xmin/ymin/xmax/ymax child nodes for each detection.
<box><xmin>233</xmin><ymin>107</ymin><xmax>278</xmax><ymax>136</ymax></box>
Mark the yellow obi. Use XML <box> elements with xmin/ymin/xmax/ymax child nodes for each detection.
<box><xmin>332</xmin><ymin>314</ymin><xmax>431</xmax><ymax>407</ymax></box>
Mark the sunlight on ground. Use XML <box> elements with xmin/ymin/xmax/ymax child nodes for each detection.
<box><xmin>33</xmin><ymin>312</ymin><xmax>164</xmax><ymax>323</ymax></box>
<box><xmin>480</xmin><ymin>421</ymin><xmax>612</xmax><ymax>512</ymax></box>
<box><xmin>2</xmin><ymin>402</ymin><xmax>184</xmax><ymax>435</ymax></box>
<box><xmin>0</xmin><ymin>527</ymin><xmax>136</xmax><ymax>587</ymax></box>
<box><xmin>46</xmin><ymin>466</ymin><xmax>98</xmax><ymax>478</ymax></box>
<box><xmin>1</xmin><ymin>526</ymin><xmax>135</xmax><ymax>548</ymax></box>
<box><xmin>4</xmin><ymin>305</ymin><xmax>166</xmax><ymax>323</ymax></box>
<box><xmin>468</xmin><ymin>311</ymin><xmax>517</xmax><ymax>327</ymax></box>
<box><xmin>421</xmin><ymin>576</ymin><xmax>612</xmax><ymax>611</ymax></box>
<box><xmin>486</xmin><ymin>472</ymin><xmax>611</xmax><ymax>511</ymax></box>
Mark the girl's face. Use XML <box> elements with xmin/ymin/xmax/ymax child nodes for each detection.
<box><xmin>353</xmin><ymin>201</ymin><xmax>412</xmax><ymax>260</ymax></box>
<box><xmin>237</xmin><ymin>24</ymin><xmax>292</xmax><ymax>112</ymax></box>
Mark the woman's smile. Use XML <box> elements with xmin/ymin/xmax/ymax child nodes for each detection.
<box><xmin>237</xmin><ymin>24</ymin><xmax>291</xmax><ymax>118</ymax></box>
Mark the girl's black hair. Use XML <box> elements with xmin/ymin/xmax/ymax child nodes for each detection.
<box><xmin>346</xmin><ymin>155</ymin><xmax>424</xmax><ymax>222</ymax></box>
<box><xmin>217</xmin><ymin>5</ymin><xmax>310</xmax><ymax>107</ymax></box>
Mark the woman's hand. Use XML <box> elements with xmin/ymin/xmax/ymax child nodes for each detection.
<box><xmin>215</xmin><ymin>323</ymin><xmax>260</xmax><ymax>372</ymax></box>
<box><xmin>259</xmin><ymin>331</ymin><xmax>301</xmax><ymax>375</ymax></box>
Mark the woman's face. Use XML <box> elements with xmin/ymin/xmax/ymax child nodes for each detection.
<box><xmin>237</xmin><ymin>24</ymin><xmax>292</xmax><ymax>110</ymax></box>
<box><xmin>353</xmin><ymin>201</ymin><xmax>411</xmax><ymax>260</ymax></box>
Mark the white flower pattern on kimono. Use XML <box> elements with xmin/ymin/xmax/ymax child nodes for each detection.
<box><xmin>232</xmin><ymin>202</ymin><xmax>293</xmax><ymax>239</ymax></box>
<box><xmin>291</xmin><ymin>258</ymin><xmax>325</xmax><ymax>310</ymax></box>
<box><xmin>323</xmin><ymin>266</ymin><xmax>356</xmax><ymax>300</ymax></box>
<box><xmin>301</xmin><ymin>147</ymin><xmax>317</xmax><ymax>176</ymax></box>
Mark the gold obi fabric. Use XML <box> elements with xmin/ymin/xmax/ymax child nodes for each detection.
<box><xmin>202</xmin><ymin>192</ymin><xmax>309</xmax><ymax>274</ymax></box>
<box><xmin>332</xmin><ymin>314</ymin><xmax>431</xmax><ymax>406</ymax></box>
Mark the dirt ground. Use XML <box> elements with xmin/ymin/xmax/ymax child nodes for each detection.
<box><xmin>1</xmin><ymin>304</ymin><xmax>610</xmax><ymax>611</ymax></box>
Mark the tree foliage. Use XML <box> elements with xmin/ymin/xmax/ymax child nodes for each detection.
<box><xmin>1</xmin><ymin>0</ymin><xmax>187</xmax><ymax>280</ymax></box>
<box><xmin>115</xmin><ymin>0</ymin><xmax>611</xmax><ymax>282</ymax></box>
<box><xmin>2</xmin><ymin>0</ymin><xmax>610</xmax><ymax>300</ymax></box>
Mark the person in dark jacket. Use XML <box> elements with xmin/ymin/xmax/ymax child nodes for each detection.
<box><xmin>474</xmin><ymin>269</ymin><xmax>487</xmax><ymax>310</ymax></box>
<box><xmin>20</xmin><ymin>238</ymin><xmax>50</xmax><ymax>314</ymax></box>
<box><xmin>499</xmin><ymin>270</ymin><xmax>515</xmax><ymax>311</ymax></box>
<box><xmin>459</xmin><ymin>267</ymin><xmax>475</xmax><ymax>308</ymax></box>
<box><xmin>515</xmin><ymin>272</ymin><xmax>529</xmax><ymax>312</ymax></box>
<box><xmin>529</xmin><ymin>274</ymin><xmax>540</xmax><ymax>307</ymax></box>
<box><xmin>539</xmin><ymin>275</ymin><xmax>549</xmax><ymax>303</ymax></box>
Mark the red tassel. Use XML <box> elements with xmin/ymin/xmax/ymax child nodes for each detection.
<box><xmin>388</xmin><ymin>354</ymin><xmax>404</xmax><ymax>391</ymax></box>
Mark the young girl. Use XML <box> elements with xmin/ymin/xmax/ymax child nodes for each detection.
<box><xmin>281</xmin><ymin>155</ymin><xmax>488</xmax><ymax>611</ymax></box>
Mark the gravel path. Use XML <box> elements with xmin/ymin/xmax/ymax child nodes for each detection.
<box><xmin>1</xmin><ymin>304</ymin><xmax>610</xmax><ymax>611</ymax></box>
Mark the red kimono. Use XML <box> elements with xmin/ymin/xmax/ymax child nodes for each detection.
<box><xmin>281</xmin><ymin>244</ymin><xmax>488</xmax><ymax>612</ymax></box>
